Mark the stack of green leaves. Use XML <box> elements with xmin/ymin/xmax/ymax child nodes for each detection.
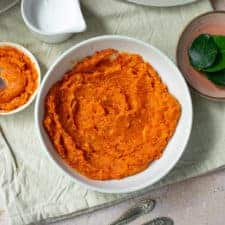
<box><xmin>188</xmin><ymin>34</ymin><xmax>225</xmax><ymax>86</ymax></box>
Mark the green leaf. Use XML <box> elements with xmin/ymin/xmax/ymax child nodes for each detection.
<box><xmin>204</xmin><ymin>52</ymin><xmax>225</xmax><ymax>72</ymax></box>
<box><xmin>213</xmin><ymin>35</ymin><xmax>225</xmax><ymax>50</ymax></box>
<box><xmin>205</xmin><ymin>70</ymin><xmax>225</xmax><ymax>86</ymax></box>
<box><xmin>204</xmin><ymin>35</ymin><xmax>225</xmax><ymax>72</ymax></box>
<box><xmin>188</xmin><ymin>34</ymin><xmax>218</xmax><ymax>70</ymax></box>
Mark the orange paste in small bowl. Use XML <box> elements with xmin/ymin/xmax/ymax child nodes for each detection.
<box><xmin>44</xmin><ymin>49</ymin><xmax>181</xmax><ymax>180</ymax></box>
<box><xmin>0</xmin><ymin>45</ymin><xmax>39</xmax><ymax>112</ymax></box>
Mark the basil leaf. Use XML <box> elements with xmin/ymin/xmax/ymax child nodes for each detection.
<box><xmin>188</xmin><ymin>34</ymin><xmax>218</xmax><ymax>70</ymax></box>
<box><xmin>205</xmin><ymin>70</ymin><xmax>225</xmax><ymax>86</ymax></box>
<box><xmin>204</xmin><ymin>35</ymin><xmax>225</xmax><ymax>72</ymax></box>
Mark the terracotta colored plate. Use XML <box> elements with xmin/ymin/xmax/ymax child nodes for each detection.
<box><xmin>177</xmin><ymin>11</ymin><xmax>225</xmax><ymax>100</ymax></box>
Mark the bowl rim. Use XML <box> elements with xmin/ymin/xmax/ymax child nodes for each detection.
<box><xmin>127</xmin><ymin>0</ymin><xmax>197</xmax><ymax>7</ymax></box>
<box><xmin>0</xmin><ymin>42</ymin><xmax>41</xmax><ymax>116</ymax></box>
<box><xmin>35</xmin><ymin>35</ymin><xmax>193</xmax><ymax>193</ymax></box>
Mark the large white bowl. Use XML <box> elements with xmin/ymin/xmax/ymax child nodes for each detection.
<box><xmin>35</xmin><ymin>35</ymin><xmax>193</xmax><ymax>193</ymax></box>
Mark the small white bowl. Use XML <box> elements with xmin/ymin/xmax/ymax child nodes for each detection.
<box><xmin>21</xmin><ymin>0</ymin><xmax>86</xmax><ymax>44</ymax></box>
<box><xmin>35</xmin><ymin>35</ymin><xmax>193</xmax><ymax>193</ymax></box>
<box><xmin>0</xmin><ymin>42</ymin><xmax>41</xmax><ymax>116</ymax></box>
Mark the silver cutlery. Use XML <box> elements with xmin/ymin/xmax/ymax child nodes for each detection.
<box><xmin>109</xmin><ymin>199</ymin><xmax>156</xmax><ymax>225</ymax></box>
<box><xmin>142</xmin><ymin>217</ymin><xmax>174</xmax><ymax>225</ymax></box>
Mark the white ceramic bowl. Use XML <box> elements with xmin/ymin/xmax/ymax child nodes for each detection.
<box><xmin>21</xmin><ymin>0</ymin><xmax>86</xmax><ymax>44</ymax></box>
<box><xmin>0</xmin><ymin>42</ymin><xmax>41</xmax><ymax>116</ymax></box>
<box><xmin>35</xmin><ymin>35</ymin><xmax>193</xmax><ymax>193</ymax></box>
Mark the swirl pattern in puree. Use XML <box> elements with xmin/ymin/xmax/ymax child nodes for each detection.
<box><xmin>44</xmin><ymin>49</ymin><xmax>181</xmax><ymax>180</ymax></box>
<box><xmin>0</xmin><ymin>46</ymin><xmax>38</xmax><ymax>111</ymax></box>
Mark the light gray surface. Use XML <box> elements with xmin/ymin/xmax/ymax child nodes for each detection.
<box><xmin>44</xmin><ymin>168</ymin><xmax>225</xmax><ymax>225</ymax></box>
<box><xmin>1</xmin><ymin>168</ymin><xmax>225</xmax><ymax>225</ymax></box>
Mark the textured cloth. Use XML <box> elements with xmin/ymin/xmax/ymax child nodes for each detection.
<box><xmin>0</xmin><ymin>0</ymin><xmax>18</xmax><ymax>14</ymax></box>
<box><xmin>0</xmin><ymin>1</ymin><xmax>217</xmax><ymax>225</ymax></box>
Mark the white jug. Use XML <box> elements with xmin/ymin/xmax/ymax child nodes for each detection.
<box><xmin>21</xmin><ymin>0</ymin><xmax>86</xmax><ymax>43</ymax></box>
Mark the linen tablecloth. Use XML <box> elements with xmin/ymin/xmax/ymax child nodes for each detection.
<box><xmin>0</xmin><ymin>1</ymin><xmax>220</xmax><ymax>224</ymax></box>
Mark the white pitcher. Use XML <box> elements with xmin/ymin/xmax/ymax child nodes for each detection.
<box><xmin>21</xmin><ymin>0</ymin><xmax>86</xmax><ymax>43</ymax></box>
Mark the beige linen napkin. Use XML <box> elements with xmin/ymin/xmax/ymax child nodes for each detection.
<box><xmin>0</xmin><ymin>1</ymin><xmax>218</xmax><ymax>225</ymax></box>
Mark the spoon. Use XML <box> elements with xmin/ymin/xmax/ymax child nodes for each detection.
<box><xmin>109</xmin><ymin>199</ymin><xmax>156</xmax><ymax>225</ymax></box>
<box><xmin>142</xmin><ymin>217</ymin><xmax>174</xmax><ymax>225</ymax></box>
<box><xmin>0</xmin><ymin>68</ymin><xmax>6</xmax><ymax>89</ymax></box>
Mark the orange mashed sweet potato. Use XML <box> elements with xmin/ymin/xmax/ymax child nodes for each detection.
<box><xmin>44</xmin><ymin>49</ymin><xmax>181</xmax><ymax>180</ymax></box>
<box><xmin>0</xmin><ymin>46</ymin><xmax>38</xmax><ymax>111</ymax></box>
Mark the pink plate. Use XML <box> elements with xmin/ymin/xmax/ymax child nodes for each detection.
<box><xmin>177</xmin><ymin>11</ymin><xmax>225</xmax><ymax>100</ymax></box>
